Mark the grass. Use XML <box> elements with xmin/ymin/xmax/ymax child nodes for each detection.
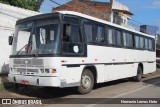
<box><xmin>0</xmin><ymin>82</ymin><xmax>14</xmax><ymax>90</ymax></box>
<box><xmin>0</xmin><ymin>75</ymin><xmax>11</xmax><ymax>90</ymax></box>
<box><xmin>0</xmin><ymin>83</ymin><xmax>4</xmax><ymax>90</ymax></box>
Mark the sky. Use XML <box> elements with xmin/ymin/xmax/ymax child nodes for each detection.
<box><xmin>40</xmin><ymin>0</ymin><xmax>160</xmax><ymax>28</ymax></box>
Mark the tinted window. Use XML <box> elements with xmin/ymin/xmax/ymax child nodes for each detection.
<box><xmin>95</xmin><ymin>25</ymin><xmax>104</xmax><ymax>43</ymax></box>
<box><xmin>116</xmin><ymin>30</ymin><xmax>122</xmax><ymax>46</ymax></box>
<box><xmin>84</xmin><ymin>23</ymin><xmax>104</xmax><ymax>44</ymax></box>
<box><xmin>63</xmin><ymin>24</ymin><xmax>81</xmax><ymax>43</ymax></box>
<box><xmin>135</xmin><ymin>35</ymin><xmax>140</xmax><ymax>48</ymax></box>
<box><xmin>139</xmin><ymin>36</ymin><xmax>144</xmax><ymax>49</ymax></box>
<box><xmin>123</xmin><ymin>32</ymin><xmax>133</xmax><ymax>47</ymax></box>
<box><xmin>144</xmin><ymin>38</ymin><xmax>149</xmax><ymax>49</ymax></box>
<box><xmin>84</xmin><ymin>23</ymin><xmax>93</xmax><ymax>42</ymax></box>
<box><xmin>108</xmin><ymin>28</ymin><xmax>116</xmax><ymax>45</ymax></box>
<box><xmin>62</xmin><ymin>17</ymin><xmax>82</xmax><ymax>54</ymax></box>
<box><xmin>149</xmin><ymin>39</ymin><xmax>153</xmax><ymax>50</ymax></box>
<box><xmin>123</xmin><ymin>32</ymin><xmax>127</xmax><ymax>47</ymax></box>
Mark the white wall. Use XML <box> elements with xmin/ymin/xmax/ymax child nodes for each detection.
<box><xmin>0</xmin><ymin>28</ymin><xmax>13</xmax><ymax>74</ymax></box>
<box><xmin>0</xmin><ymin>3</ymin><xmax>40</xmax><ymax>74</ymax></box>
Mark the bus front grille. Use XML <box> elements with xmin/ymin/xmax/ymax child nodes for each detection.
<box><xmin>14</xmin><ymin>59</ymin><xmax>43</xmax><ymax>67</ymax></box>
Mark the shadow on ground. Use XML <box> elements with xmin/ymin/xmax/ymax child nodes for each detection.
<box><xmin>1</xmin><ymin>70</ymin><xmax>160</xmax><ymax>100</ymax></box>
<box><xmin>1</xmin><ymin>78</ymin><xmax>134</xmax><ymax>99</ymax></box>
<box><xmin>143</xmin><ymin>76</ymin><xmax>160</xmax><ymax>87</ymax></box>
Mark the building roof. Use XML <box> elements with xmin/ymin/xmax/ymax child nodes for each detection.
<box><xmin>79</xmin><ymin>0</ymin><xmax>110</xmax><ymax>5</ymax></box>
<box><xmin>112</xmin><ymin>9</ymin><xmax>134</xmax><ymax>15</ymax></box>
<box><xmin>53</xmin><ymin>0</ymin><xmax>111</xmax><ymax>10</ymax></box>
<box><xmin>111</xmin><ymin>1</ymin><xmax>133</xmax><ymax>16</ymax></box>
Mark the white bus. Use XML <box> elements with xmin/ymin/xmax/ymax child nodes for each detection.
<box><xmin>8</xmin><ymin>11</ymin><xmax>156</xmax><ymax>94</ymax></box>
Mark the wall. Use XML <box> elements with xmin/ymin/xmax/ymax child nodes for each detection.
<box><xmin>0</xmin><ymin>28</ymin><xmax>13</xmax><ymax>74</ymax></box>
<box><xmin>0</xmin><ymin>3</ymin><xmax>40</xmax><ymax>74</ymax></box>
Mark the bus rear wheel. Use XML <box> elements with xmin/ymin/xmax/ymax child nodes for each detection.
<box><xmin>77</xmin><ymin>69</ymin><xmax>94</xmax><ymax>94</ymax></box>
<box><xmin>134</xmin><ymin>66</ymin><xmax>143</xmax><ymax>82</ymax></box>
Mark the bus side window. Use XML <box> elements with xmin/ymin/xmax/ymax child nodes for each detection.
<box><xmin>108</xmin><ymin>27</ymin><xmax>116</xmax><ymax>45</ymax></box>
<box><xmin>144</xmin><ymin>38</ymin><xmax>149</xmax><ymax>50</ymax></box>
<box><xmin>123</xmin><ymin>32</ymin><xmax>127</xmax><ymax>47</ymax></box>
<box><xmin>84</xmin><ymin>23</ymin><xmax>104</xmax><ymax>44</ymax></box>
<box><xmin>62</xmin><ymin>17</ymin><xmax>82</xmax><ymax>54</ymax></box>
<box><xmin>139</xmin><ymin>36</ymin><xmax>144</xmax><ymax>49</ymax></box>
<box><xmin>149</xmin><ymin>39</ymin><xmax>153</xmax><ymax>51</ymax></box>
<box><xmin>116</xmin><ymin>30</ymin><xmax>123</xmax><ymax>46</ymax></box>
<box><xmin>63</xmin><ymin>24</ymin><xmax>72</xmax><ymax>42</ymax></box>
<box><xmin>84</xmin><ymin>23</ymin><xmax>93</xmax><ymax>42</ymax></box>
<box><xmin>135</xmin><ymin>35</ymin><xmax>140</xmax><ymax>49</ymax></box>
<box><xmin>123</xmin><ymin>32</ymin><xmax>134</xmax><ymax>48</ymax></box>
<box><xmin>94</xmin><ymin>24</ymin><xmax>105</xmax><ymax>43</ymax></box>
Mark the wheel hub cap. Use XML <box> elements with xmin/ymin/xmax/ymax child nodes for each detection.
<box><xmin>82</xmin><ymin>75</ymin><xmax>91</xmax><ymax>89</ymax></box>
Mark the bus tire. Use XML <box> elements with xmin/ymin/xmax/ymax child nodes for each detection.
<box><xmin>77</xmin><ymin>69</ymin><xmax>94</xmax><ymax>94</ymax></box>
<box><xmin>134</xmin><ymin>66</ymin><xmax>143</xmax><ymax>82</ymax></box>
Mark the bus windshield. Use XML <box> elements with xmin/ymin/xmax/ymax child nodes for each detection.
<box><xmin>12</xmin><ymin>18</ymin><xmax>60</xmax><ymax>56</ymax></box>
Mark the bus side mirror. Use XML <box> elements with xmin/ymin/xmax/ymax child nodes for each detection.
<box><xmin>8</xmin><ymin>36</ymin><xmax>13</xmax><ymax>45</ymax></box>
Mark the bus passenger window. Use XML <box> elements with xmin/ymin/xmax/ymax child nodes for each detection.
<box><xmin>116</xmin><ymin>30</ymin><xmax>122</xmax><ymax>46</ymax></box>
<box><xmin>139</xmin><ymin>37</ymin><xmax>144</xmax><ymax>49</ymax></box>
<box><xmin>95</xmin><ymin>25</ymin><xmax>104</xmax><ymax>43</ymax></box>
<box><xmin>63</xmin><ymin>24</ymin><xmax>71</xmax><ymax>42</ymax></box>
<box><xmin>123</xmin><ymin>32</ymin><xmax>133</xmax><ymax>48</ymax></box>
<box><xmin>108</xmin><ymin>28</ymin><xmax>116</xmax><ymax>45</ymax></box>
<box><xmin>62</xmin><ymin>23</ymin><xmax>82</xmax><ymax>54</ymax></box>
<box><xmin>84</xmin><ymin>23</ymin><xmax>93</xmax><ymax>42</ymax></box>
<box><xmin>135</xmin><ymin>35</ymin><xmax>140</xmax><ymax>48</ymax></box>
<box><xmin>149</xmin><ymin>39</ymin><xmax>153</xmax><ymax>50</ymax></box>
<box><xmin>145</xmin><ymin>38</ymin><xmax>149</xmax><ymax>50</ymax></box>
<box><xmin>123</xmin><ymin>32</ymin><xmax>127</xmax><ymax>46</ymax></box>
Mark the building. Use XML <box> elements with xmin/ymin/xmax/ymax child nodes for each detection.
<box><xmin>52</xmin><ymin>0</ymin><xmax>133</xmax><ymax>25</ymax></box>
<box><xmin>0</xmin><ymin>3</ymin><xmax>40</xmax><ymax>74</ymax></box>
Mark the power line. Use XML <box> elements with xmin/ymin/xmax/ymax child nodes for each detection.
<box><xmin>44</xmin><ymin>1</ymin><xmax>55</xmax><ymax>7</ymax></box>
<box><xmin>49</xmin><ymin>0</ymin><xmax>61</xmax><ymax>6</ymax></box>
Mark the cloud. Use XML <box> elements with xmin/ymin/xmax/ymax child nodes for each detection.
<box><xmin>146</xmin><ymin>0</ymin><xmax>160</xmax><ymax>8</ymax></box>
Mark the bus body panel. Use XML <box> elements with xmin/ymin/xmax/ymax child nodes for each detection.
<box><xmin>87</xmin><ymin>45</ymin><xmax>156</xmax><ymax>83</ymax></box>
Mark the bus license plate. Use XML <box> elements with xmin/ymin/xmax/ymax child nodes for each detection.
<box><xmin>21</xmin><ymin>80</ymin><xmax>30</xmax><ymax>85</ymax></box>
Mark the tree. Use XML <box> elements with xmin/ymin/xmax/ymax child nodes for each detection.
<box><xmin>0</xmin><ymin>0</ymin><xmax>44</xmax><ymax>11</ymax></box>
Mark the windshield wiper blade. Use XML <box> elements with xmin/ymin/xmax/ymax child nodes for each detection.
<box><xmin>16</xmin><ymin>44</ymin><xmax>28</xmax><ymax>56</ymax></box>
<box><xmin>32</xmin><ymin>49</ymin><xmax>39</xmax><ymax>57</ymax></box>
<box><xmin>32</xmin><ymin>53</ymin><xmax>38</xmax><ymax>57</ymax></box>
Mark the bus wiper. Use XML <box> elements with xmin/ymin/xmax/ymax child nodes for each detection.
<box><xmin>32</xmin><ymin>50</ymin><xmax>39</xmax><ymax>57</ymax></box>
<box><xmin>32</xmin><ymin>53</ymin><xmax>38</xmax><ymax>57</ymax></box>
<box><xmin>16</xmin><ymin>44</ymin><xmax>28</xmax><ymax>56</ymax></box>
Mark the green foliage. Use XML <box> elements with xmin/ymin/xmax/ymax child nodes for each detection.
<box><xmin>0</xmin><ymin>82</ymin><xmax>14</xmax><ymax>90</ymax></box>
<box><xmin>0</xmin><ymin>0</ymin><xmax>44</xmax><ymax>11</ymax></box>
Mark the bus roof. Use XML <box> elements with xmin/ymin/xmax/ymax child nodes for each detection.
<box><xmin>58</xmin><ymin>11</ymin><xmax>155</xmax><ymax>39</ymax></box>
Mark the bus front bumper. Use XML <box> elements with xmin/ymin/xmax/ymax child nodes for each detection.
<box><xmin>8</xmin><ymin>74</ymin><xmax>61</xmax><ymax>87</ymax></box>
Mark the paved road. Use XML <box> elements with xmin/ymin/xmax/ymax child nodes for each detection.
<box><xmin>0</xmin><ymin>70</ymin><xmax>160</xmax><ymax>107</ymax></box>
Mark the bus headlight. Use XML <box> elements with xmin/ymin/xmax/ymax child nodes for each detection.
<box><xmin>45</xmin><ymin>69</ymin><xmax>50</xmax><ymax>73</ymax></box>
<box><xmin>40</xmin><ymin>69</ymin><xmax>44</xmax><ymax>73</ymax></box>
<box><xmin>40</xmin><ymin>69</ymin><xmax>56</xmax><ymax>74</ymax></box>
<box><xmin>10</xmin><ymin>68</ymin><xmax>16</xmax><ymax>72</ymax></box>
<box><xmin>10</xmin><ymin>68</ymin><xmax>13</xmax><ymax>72</ymax></box>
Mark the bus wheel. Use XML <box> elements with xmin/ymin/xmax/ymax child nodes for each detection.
<box><xmin>77</xmin><ymin>69</ymin><xmax>94</xmax><ymax>94</ymax></box>
<box><xmin>134</xmin><ymin>66</ymin><xmax>143</xmax><ymax>82</ymax></box>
